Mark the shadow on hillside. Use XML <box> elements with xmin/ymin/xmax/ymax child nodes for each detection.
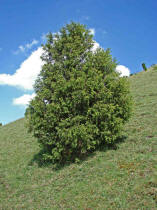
<box><xmin>98</xmin><ymin>135</ymin><xmax>127</xmax><ymax>152</ymax></box>
<box><xmin>28</xmin><ymin>148</ymin><xmax>96</xmax><ymax>170</ymax></box>
<box><xmin>28</xmin><ymin>135</ymin><xmax>127</xmax><ymax>170</ymax></box>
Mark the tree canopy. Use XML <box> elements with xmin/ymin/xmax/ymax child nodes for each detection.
<box><xmin>25</xmin><ymin>22</ymin><xmax>132</xmax><ymax>163</ymax></box>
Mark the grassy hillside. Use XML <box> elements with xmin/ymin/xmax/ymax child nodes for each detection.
<box><xmin>0</xmin><ymin>68</ymin><xmax>157</xmax><ymax>209</ymax></box>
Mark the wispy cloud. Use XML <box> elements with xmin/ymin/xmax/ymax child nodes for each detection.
<box><xmin>41</xmin><ymin>33</ymin><xmax>47</xmax><ymax>41</ymax></box>
<box><xmin>102</xmin><ymin>30</ymin><xmax>107</xmax><ymax>34</ymax></box>
<box><xmin>13</xmin><ymin>93</ymin><xmax>36</xmax><ymax>106</ymax></box>
<box><xmin>18</xmin><ymin>45</ymin><xmax>25</xmax><ymax>52</ymax></box>
<box><xmin>13</xmin><ymin>39</ymin><xmax>39</xmax><ymax>54</ymax></box>
<box><xmin>25</xmin><ymin>40</ymin><xmax>38</xmax><ymax>49</ymax></box>
<box><xmin>82</xmin><ymin>16</ymin><xmax>90</xmax><ymax>21</ymax></box>
<box><xmin>0</xmin><ymin>47</ymin><xmax>44</xmax><ymax>90</ymax></box>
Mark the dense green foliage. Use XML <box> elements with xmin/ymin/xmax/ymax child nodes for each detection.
<box><xmin>25</xmin><ymin>22</ymin><xmax>132</xmax><ymax>163</ymax></box>
<box><xmin>0</xmin><ymin>123</ymin><xmax>2</xmax><ymax>126</ymax></box>
<box><xmin>142</xmin><ymin>63</ymin><xmax>147</xmax><ymax>71</ymax></box>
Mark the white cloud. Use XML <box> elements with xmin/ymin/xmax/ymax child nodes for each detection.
<box><xmin>13</xmin><ymin>93</ymin><xmax>36</xmax><ymax>106</ymax></box>
<box><xmin>13</xmin><ymin>39</ymin><xmax>39</xmax><ymax>54</ymax></box>
<box><xmin>91</xmin><ymin>41</ymin><xmax>100</xmax><ymax>52</ymax></box>
<box><xmin>89</xmin><ymin>28</ymin><xmax>95</xmax><ymax>36</ymax></box>
<box><xmin>115</xmin><ymin>65</ymin><xmax>130</xmax><ymax>77</ymax></box>
<box><xmin>0</xmin><ymin>47</ymin><xmax>44</xmax><ymax>90</ymax></box>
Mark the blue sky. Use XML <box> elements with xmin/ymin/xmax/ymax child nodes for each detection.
<box><xmin>0</xmin><ymin>0</ymin><xmax>157</xmax><ymax>125</ymax></box>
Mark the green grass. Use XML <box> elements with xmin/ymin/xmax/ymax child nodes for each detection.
<box><xmin>0</xmin><ymin>68</ymin><xmax>157</xmax><ymax>209</ymax></box>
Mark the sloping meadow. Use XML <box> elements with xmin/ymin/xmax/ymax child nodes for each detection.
<box><xmin>0</xmin><ymin>67</ymin><xmax>157</xmax><ymax>209</ymax></box>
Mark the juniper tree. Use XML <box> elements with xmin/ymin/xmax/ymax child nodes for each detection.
<box><xmin>142</xmin><ymin>63</ymin><xmax>147</xmax><ymax>71</ymax></box>
<box><xmin>25</xmin><ymin>22</ymin><xmax>132</xmax><ymax>163</ymax></box>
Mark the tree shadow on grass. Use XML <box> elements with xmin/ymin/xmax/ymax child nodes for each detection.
<box><xmin>28</xmin><ymin>148</ymin><xmax>52</xmax><ymax>168</ymax></box>
<box><xmin>28</xmin><ymin>135</ymin><xmax>127</xmax><ymax>170</ymax></box>
<box><xmin>98</xmin><ymin>134</ymin><xmax>127</xmax><ymax>152</ymax></box>
<box><xmin>28</xmin><ymin>147</ymin><xmax>96</xmax><ymax>170</ymax></box>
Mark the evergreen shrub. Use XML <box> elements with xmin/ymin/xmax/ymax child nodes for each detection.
<box><xmin>25</xmin><ymin>22</ymin><xmax>132</xmax><ymax>163</ymax></box>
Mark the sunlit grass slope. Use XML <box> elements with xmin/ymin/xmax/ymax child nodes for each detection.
<box><xmin>0</xmin><ymin>67</ymin><xmax>157</xmax><ymax>209</ymax></box>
